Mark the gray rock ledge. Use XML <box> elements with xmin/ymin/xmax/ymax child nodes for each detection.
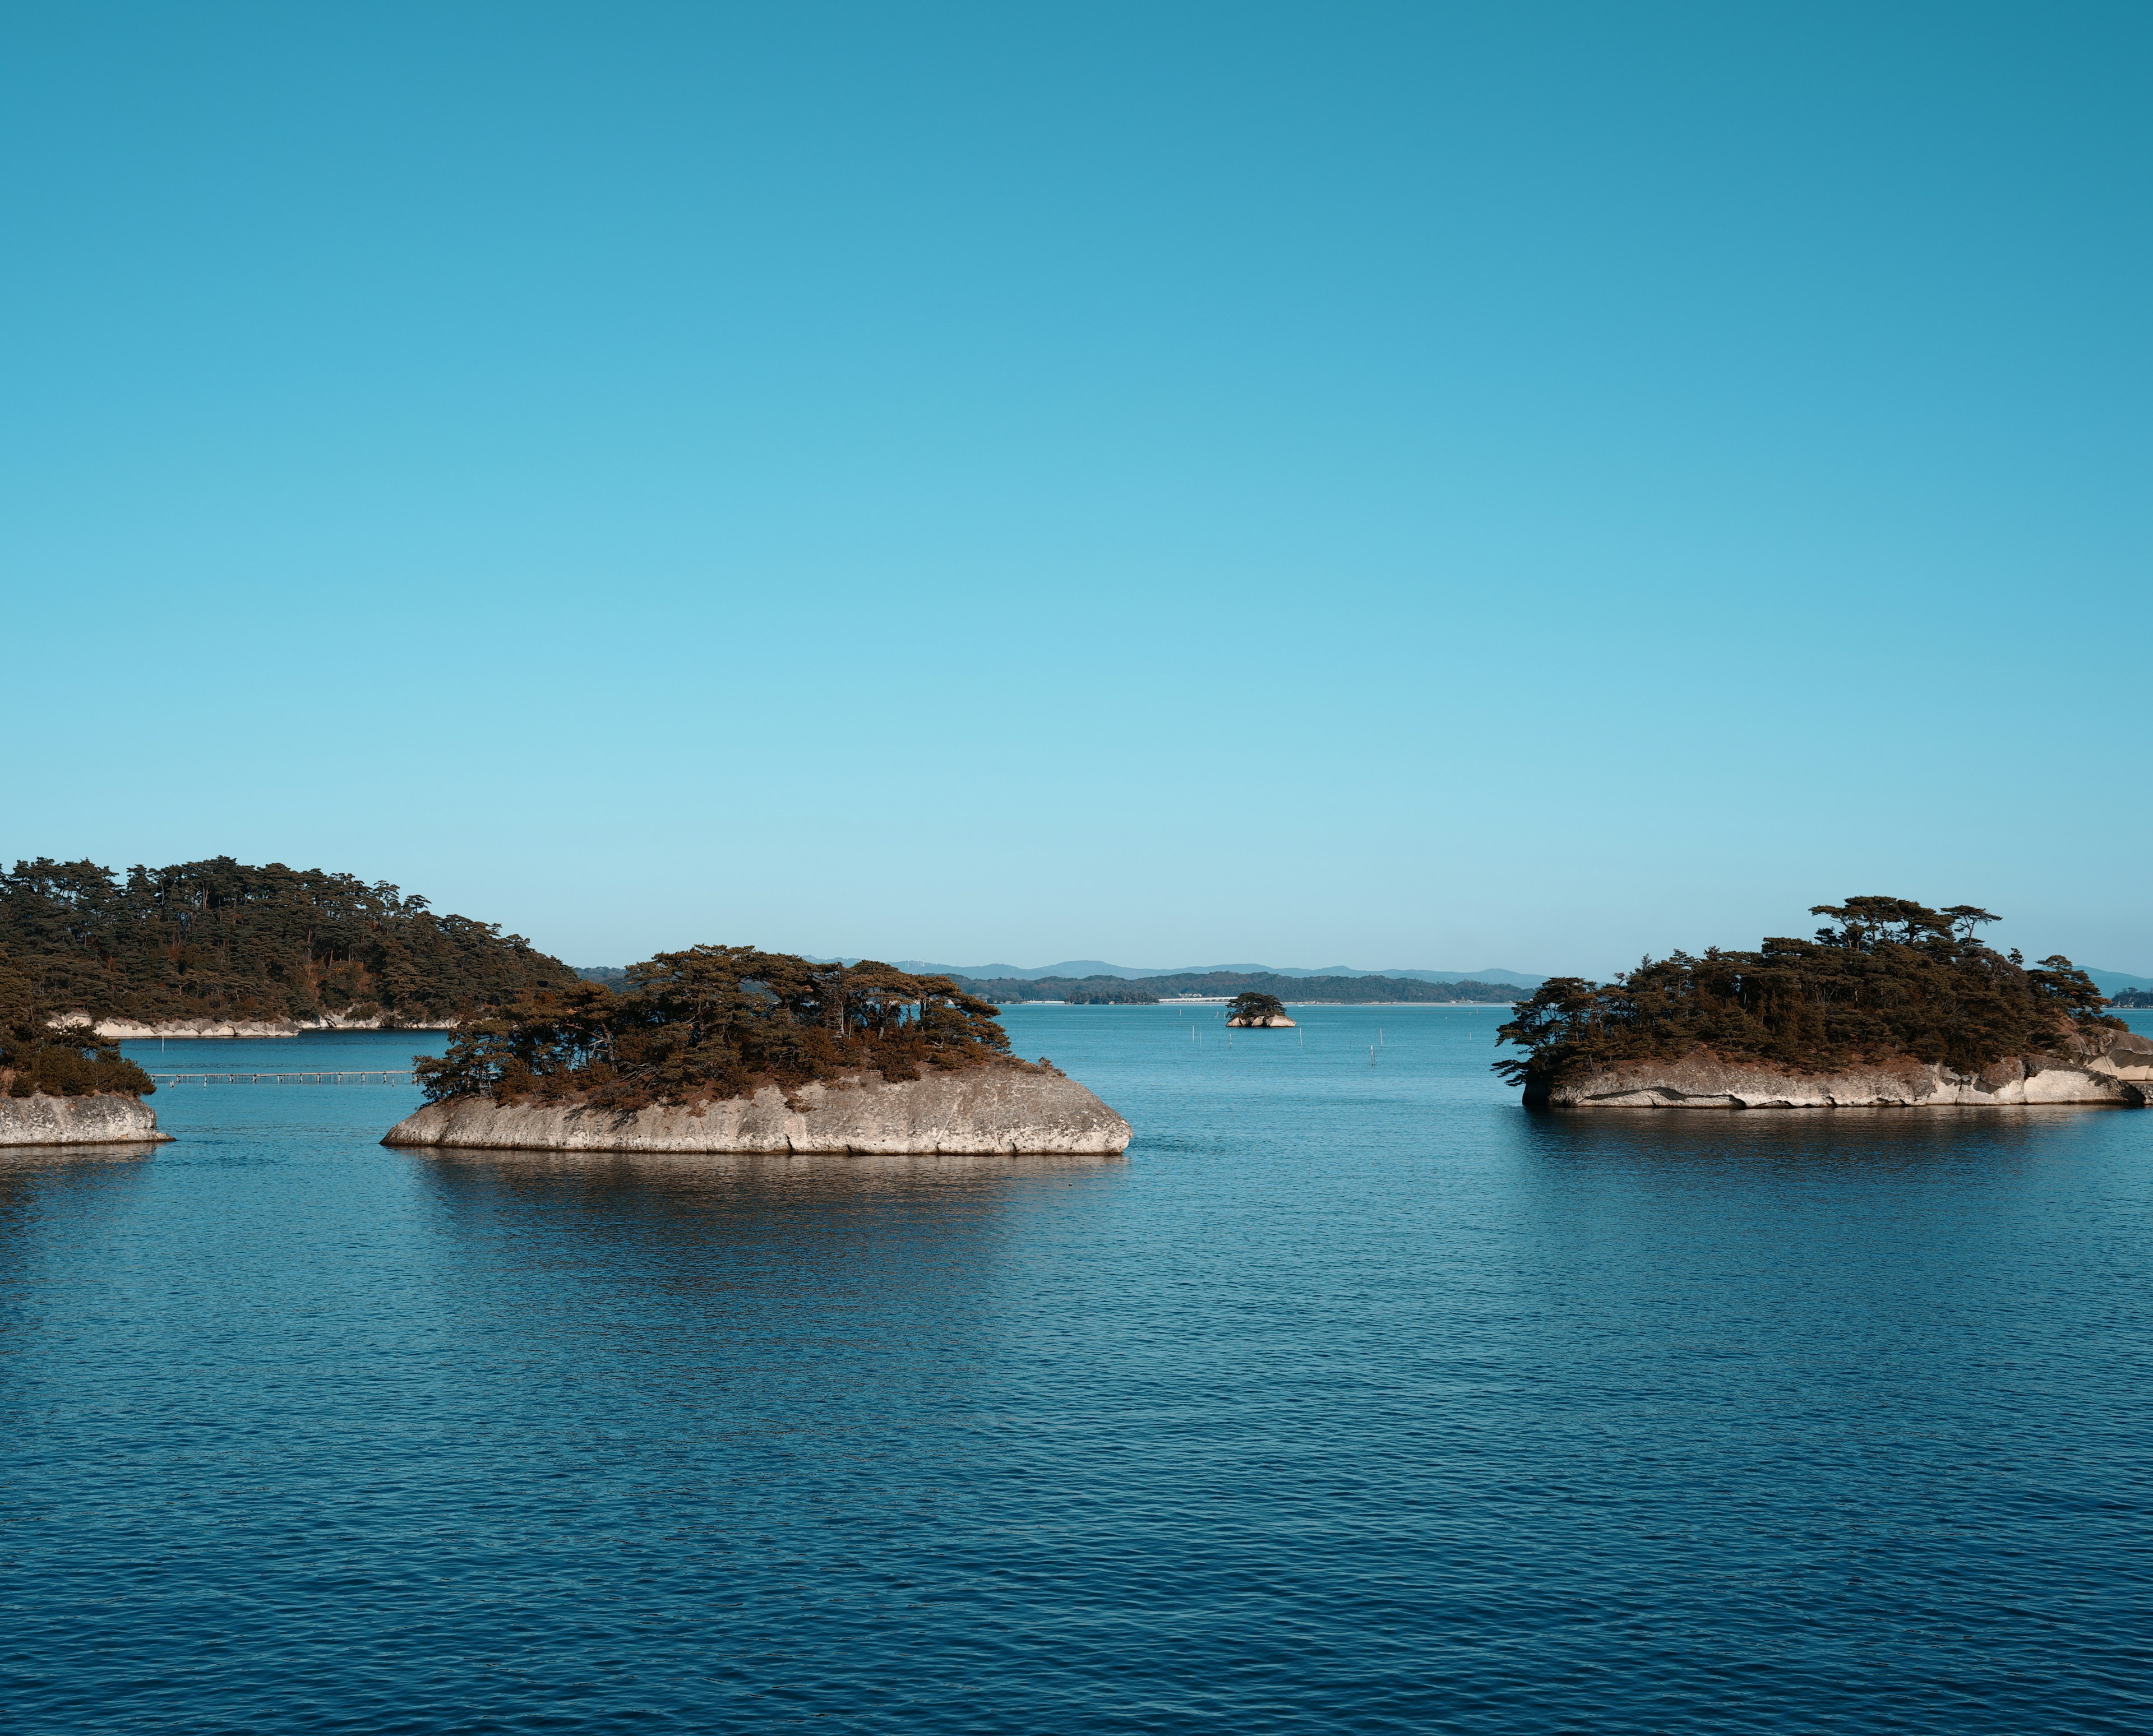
<box><xmin>383</xmin><ymin>1065</ymin><xmax>1134</xmax><ymax>1154</ymax></box>
<box><xmin>0</xmin><ymin>1092</ymin><xmax>173</xmax><ymax>1146</ymax></box>
<box><xmin>1532</xmin><ymin>1029</ymin><xmax>2153</xmax><ymax>1108</ymax></box>
<box><xmin>54</xmin><ymin>1012</ymin><xmax>455</xmax><ymax>1040</ymax></box>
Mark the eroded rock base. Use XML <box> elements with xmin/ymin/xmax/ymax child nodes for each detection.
<box><xmin>0</xmin><ymin>1093</ymin><xmax>173</xmax><ymax>1145</ymax></box>
<box><xmin>384</xmin><ymin>1065</ymin><xmax>1133</xmax><ymax>1154</ymax></box>
<box><xmin>1535</xmin><ymin>1029</ymin><xmax>2153</xmax><ymax>1108</ymax></box>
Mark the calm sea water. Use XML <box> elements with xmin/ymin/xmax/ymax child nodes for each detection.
<box><xmin>6</xmin><ymin>1004</ymin><xmax>2151</xmax><ymax>1734</ymax></box>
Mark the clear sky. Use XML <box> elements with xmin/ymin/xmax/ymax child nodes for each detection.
<box><xmin>6</xmin><ymin>3</ymin><xmax>2149</xmax><ymax>978</ymax></box>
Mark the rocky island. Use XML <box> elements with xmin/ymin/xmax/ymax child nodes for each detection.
<box><xmin>1224</xmin><ymin>992</ymin><xmax>1296</xmax><ymax>1028</ymax></box>
<box><xmin>1</xmin><ymin>972</ymin><xmax>169</xmax><ymax>1146</ymax></box>
<box><xmin>1497</xmin><ymin>897</ymin><xmax>2148</xmax><ymax>1109</ymax></box>
<box><xmin>385</xmin><ymin>946</ymin><xmax>1132</xmax><ymax>1154</ymax></box>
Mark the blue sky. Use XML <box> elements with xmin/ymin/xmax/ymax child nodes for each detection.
<box><xmin>6</xmin><ymin>3</ymin><xmax>2149</xmax><ymax>977</ymax></box>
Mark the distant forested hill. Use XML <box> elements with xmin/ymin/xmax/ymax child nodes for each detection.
<box><xmin>0</xmin><ymin>857</ymin><xmax>578</xmax><ymax>1024</ymax></box>
<box><xmin>954</xmin><ymin>971</ymin><xmax>1524</xmax><ymax>1004</ymax></box>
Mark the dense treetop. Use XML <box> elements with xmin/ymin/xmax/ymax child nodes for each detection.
<box><xmin>1229</xmin><ymin>992</ymin><xmax>1288</xmax><ymax>1022</ymax></box>
<box><xmin>417</xmin><ymin>946</ymin><xmax>1024</xmax><ymax>1111</ymax></box>
<box><xmin>0</xmin><ymin>857</ymin><xmax>578</xmax><ymax>1024</ymax></box>
<box><xmin>1495</xmin><ymin>896</ymin><xmax>2119</xmax><ymax>1098</ymax></box>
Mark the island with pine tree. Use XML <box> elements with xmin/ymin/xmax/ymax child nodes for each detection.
<box><xmin>385</xmin><ymin>946</ymin><xmax>1131</xmax><ymax>1154</ymax></box>
<box><xmin>1496</xmin><ymin>897</ymin><xmax>2153</xmax><ymax>1108</ymax></box>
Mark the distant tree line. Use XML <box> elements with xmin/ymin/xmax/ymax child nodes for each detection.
<box><xmin>2106</xmin><ymin>989</ymin><xmax>2153</xmax><ymax>1008</ymax></box>
<box><xmin>575</xmin><ymin>966</ymin><xmax>629</xmax><ymax>987</ymax></box>
<box><xmin>954</xmin><ymin>970</ymin><xmax>1525</xmax><ymax>1004</ymax></box>
<box><xmin>418</xmin><ymin>947</ymin><xmax>1022</xmax><ymax>1111</ymax></box>
<box><xmin>0</xmin><ymin>857</ymin><xmax>579</xmax><ymax>1026</ymax></box>
<box><xmin>1496</xmin><ymin>897</ymin><xmax>2118</xmax><ymax>1099</ymax></box>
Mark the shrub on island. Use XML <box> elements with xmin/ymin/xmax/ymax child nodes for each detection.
<box><xmin>1496</xmin><ymin>896</ymin><xmax>2126</xmax><ymax>1105</ymax></box>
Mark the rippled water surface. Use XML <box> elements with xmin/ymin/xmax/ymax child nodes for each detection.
<box><xmin>7</xmin><ymin>1004</ymin><xmax>2153</xmax><ymax>1733</ymax></box>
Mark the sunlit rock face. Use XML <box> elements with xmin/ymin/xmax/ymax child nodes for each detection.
<box><xmin>58</xmin><ymin>1013</ymin><xmax>455</xmax><ymax>1040</ymax></box>
<box><xmin>1533</xmin><ymin>1029</ymin><xmax>2153</xmax><ymax>1109</ymax></box>
<box><xmin>1225</xmin><ymin>1015</ymin><xmax>1297</xmax><ymax>1027</ymax></box>
<box><xmin>383</xmin><ymin>1064</ymin><xmax>1134</xmax><ymax>1154</ymax></box>
<box><xmin>0</xmin><ymin>1093</ymin><xmax>172</xmax><ymax>1146</ymax></box>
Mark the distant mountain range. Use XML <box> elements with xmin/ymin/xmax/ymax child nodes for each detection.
<box><xmin>870</xmin><ymin>959</ymin><xmax>1548</xmax><ymax>988</ymax></box>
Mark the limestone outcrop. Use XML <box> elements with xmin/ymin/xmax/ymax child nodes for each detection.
<box><xmin>383</xmin><ymin>1064</ymin><xmax>1133</xmax><ymax>1154</ymax></box>
<box><xmin>55</xmin><ymin>1012</ymin><xmax>455</xmax><ymax>1040</ymax></box>
<box><xmin>1225</xmin><ymin>1013</ymin><xmax>1297</xmax><ymax>1028</ymax></box>
<box><xmin>0</xmin><ymin>1092</ymin><xmax>173</xmax><ymax>1146</ymax></box>
<box><xmin>1532</xmin><ymin>1027</ymin><xmax>2153</xmax><ymax>1108</ymax></box>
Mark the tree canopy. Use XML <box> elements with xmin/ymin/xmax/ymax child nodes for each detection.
<box><xmin>415</xmin><ymin>946</ymin><xmax>1023</xmax><ymax>1111</ymax></box>
<box><xmin>1495</xmin><ymin>896</ymin><xmax>2119</xmax><ymax>1098</ymax></box>
<box><xmin>0</xmin><ymin>857</ymin><xmax>578</xmax><ymax>1025</ymax></box>
<box><xmin>1229</xmin><ymin>992</ymin><xmax>1287</xmax><ymax>1022</ymax></box>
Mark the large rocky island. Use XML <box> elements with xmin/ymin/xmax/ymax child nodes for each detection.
<box><xmin>1498</xmin><ymin>896</ymin><xmax>2149</xmax><ymax>1109</ymax></box>
<box><xmin>385</xmin><ymin>946</ymin><xmax>1132</xmax><ymax>1155</ymax></box>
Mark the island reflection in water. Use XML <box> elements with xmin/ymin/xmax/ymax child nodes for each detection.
<box><xmin>1520</xmin><ymin>1096</ymin><xmax>2127</xmax><ymax>1166</ymax></box>
<box><xmin>409</xmin><ymin>1147</ymin><xmax>1131</xmax><ymax>1448</ymax></box>
<box><xmin>0</xmin><ymin>1140</ymin><xmax>168</xmax><ymax>1170</ymax></box>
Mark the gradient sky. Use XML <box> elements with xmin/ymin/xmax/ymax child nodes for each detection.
<box><xmin>6</xmin><ymin>3</ymin><xmax>2149</xmax><ymax>977</ymax></box>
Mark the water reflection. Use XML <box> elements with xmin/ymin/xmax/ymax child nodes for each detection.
<box><xmin>1517</xmin><ymin>1102</ymin><xmax>2124</xmax><ymax>1172</ymax></box>
<box><xmin>0</xmin><ymin>1145</ymin><xmax>160</xmax><ymax>1298</ymax></box>
<box><xmin>413</xmin><ymin>1148</ymin><xmax>1122</xmax><ymax>1308</ymax></box>
<box><xmin>0</xmin><ymin>1141</ymin><xmax>167</xmax><ymax>1171</ymax></box>
<box><xmin>407</xmin><ymin>1149</ymin><xmax>1128</xmax><ymax>1448</ymax></box>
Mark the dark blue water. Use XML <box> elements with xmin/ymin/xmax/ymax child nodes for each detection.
<box><xmin>6</xmin><ymin>1004</ymin><xmax>2151</xmax><ymax>1733</ymax></box>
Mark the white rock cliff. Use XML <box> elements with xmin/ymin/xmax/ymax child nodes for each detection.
<box><xmin>384</xmin><ymin>1064</ymin><xmax>1133</xmax><ymax>1155</ymax></box>
<box><xmin>0</xmin><ymin>1092</ymin><xmax>172</xmax><ymax>1146</ymax></box>
<box><xmin>55</xmin><ymin>1011</ymin><xmax>456</xmax><ymax>1040</ymax></box>
<box><xmin>1533</xmin><ymin>1027</ymin><xmax>2153</xmax><ymax>1108</ymax></box>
